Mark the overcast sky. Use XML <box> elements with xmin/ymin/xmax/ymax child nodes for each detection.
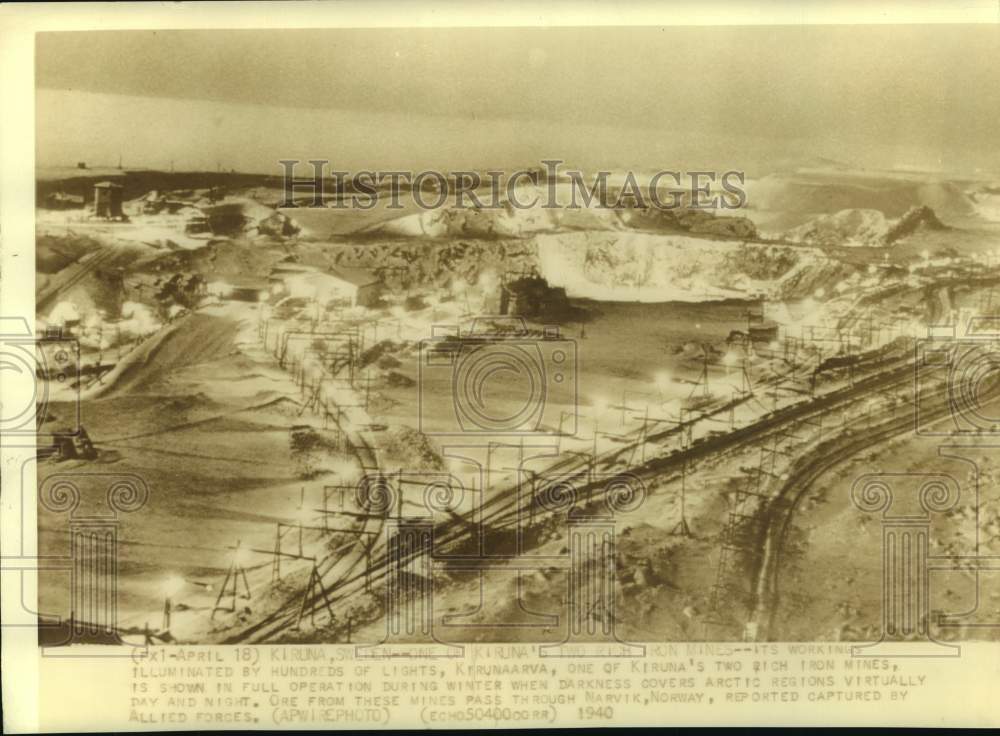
<box><xmin>35</xmin><ymin>26</ymin><xmax>1000</xmax><ymax>175</ymax></box>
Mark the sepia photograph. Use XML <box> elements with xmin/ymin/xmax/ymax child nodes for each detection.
<box><xmin>4</xmin><ymin>2</ymin><xmax>1000</xmax><ymax>730</ymax></box>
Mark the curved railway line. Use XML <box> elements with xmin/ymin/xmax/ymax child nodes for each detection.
<box><xmin>226</xmin><ymin>328</ymin><xmax>925</xmax><ymax>643</ymax></box>
<box><xmin>750</xmin><ymin>369</ymin><xmax>1000</xmax><ymax>641</ymax></box>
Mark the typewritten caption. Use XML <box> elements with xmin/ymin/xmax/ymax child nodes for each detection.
<box><xmin>126</xmin><ymin>644</ymin><xmax>930</xmax><ymax>727</ymax></box>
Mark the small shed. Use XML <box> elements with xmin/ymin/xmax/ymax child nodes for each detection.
<box><xmin>328</xmin><ymin>266</ymin><xmax>381</xmax><ymax>308</ymax></box>
<box><xmin>93</xmin><ymin>181</ymin><xmax>124</xmax><ymax>219</ymax></box>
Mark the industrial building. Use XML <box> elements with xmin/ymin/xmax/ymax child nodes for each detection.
<box><xmin>269</xmin><ymin>263</ymin><xmax>382</xmax><ymax>308</ymax></box>
<box><xmin>497</xmin><ymin>274</ymin><xmax>570</xmax><ymax>318</ymax></box>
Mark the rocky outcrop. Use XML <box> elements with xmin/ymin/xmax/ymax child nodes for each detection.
<box><xmin>785</xmin><ymin>205</ymin><xmax>946</xmax><ymax>248</ymax></box>
<box><xmin>785</xmin><ymin>209</ymin><xmax>890</xmax><ymax>248</ymax></box>
<box><xmin>534</xmin><ymin>231</ymin><xmax>846</xmax><ymax>302</ymax></box>
<box><xmin>620</xmin><ymin>206</ymin><xmax>758</xmax><ymax>239</ymax></box>
<box><xmin>884</xmin><ymin>205</ymin><xmax>947</xmax><ymax>244</ymax></box>
<box><xmin>257</xmin><ymin>211</ymin><xmax>300</xmax><ymax>238</ymax></box>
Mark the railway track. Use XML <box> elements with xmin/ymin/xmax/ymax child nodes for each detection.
<box><xmin>37</xmin><ymin>245</ymin><xmax>116</xmax><ymax>312</ymax></box>
<box><xmin>228</xmin><ymin>334</ymin><xmax>927</xmax><ymax>643</ymax></box>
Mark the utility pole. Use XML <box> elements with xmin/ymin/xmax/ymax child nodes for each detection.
<box><xmin>670</xmin><ymin>462</ymin><xmax>692</xmax><ymax>537</ymax></box>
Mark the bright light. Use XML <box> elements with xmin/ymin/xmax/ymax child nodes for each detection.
<box><xmin>294</xmin><ymin>506</ymin><xmax>312</xmax><ymax>524</ymax></box>
<box><xmin>163</xmin><ymin>575</ymin><xmax>185</xmax><ymax>597</ymax></box>
<box><xmin>478</xmin><ymin>270</ymin><xmax>499</xmax><ymax>292</ymax></box>
<box><xmin>592</xmin><ymin>396</ymin><xmax>609</xmax><ymax>415</ymax></box>
<box><xmin>233</xmin><ymin>546</ymin><xmax>251</xmax><ymax>566</ymax></box>
<box><xmin>655</xmin><ymin>371</ymin><xmax>671</xmax><ymax>389</ymax></box>
<box><xmin>330</xmin><ymin>457</ymin><xmax>359</xmax><ymax>482</ymax></box>
<box><xmin>48</xmin><ymin>300</ymin><xmax>82</xmax><ymax>326</ymax></box>
<box><xmin>207</xmin><ymin>281</ymin><xmax>234</xmax><ymax>298</ymax></box>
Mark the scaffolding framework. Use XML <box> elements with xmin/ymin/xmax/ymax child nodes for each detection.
<box><xmin>211</xmin><ymin>541</ymin><xmax>253</xmax><ymax>619</ymax></box>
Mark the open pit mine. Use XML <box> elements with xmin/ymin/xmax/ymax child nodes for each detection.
<box><xmin>33</xmin><ymin>165</ymin><xmax>1000</xmax><ymax>650</ymax></box>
